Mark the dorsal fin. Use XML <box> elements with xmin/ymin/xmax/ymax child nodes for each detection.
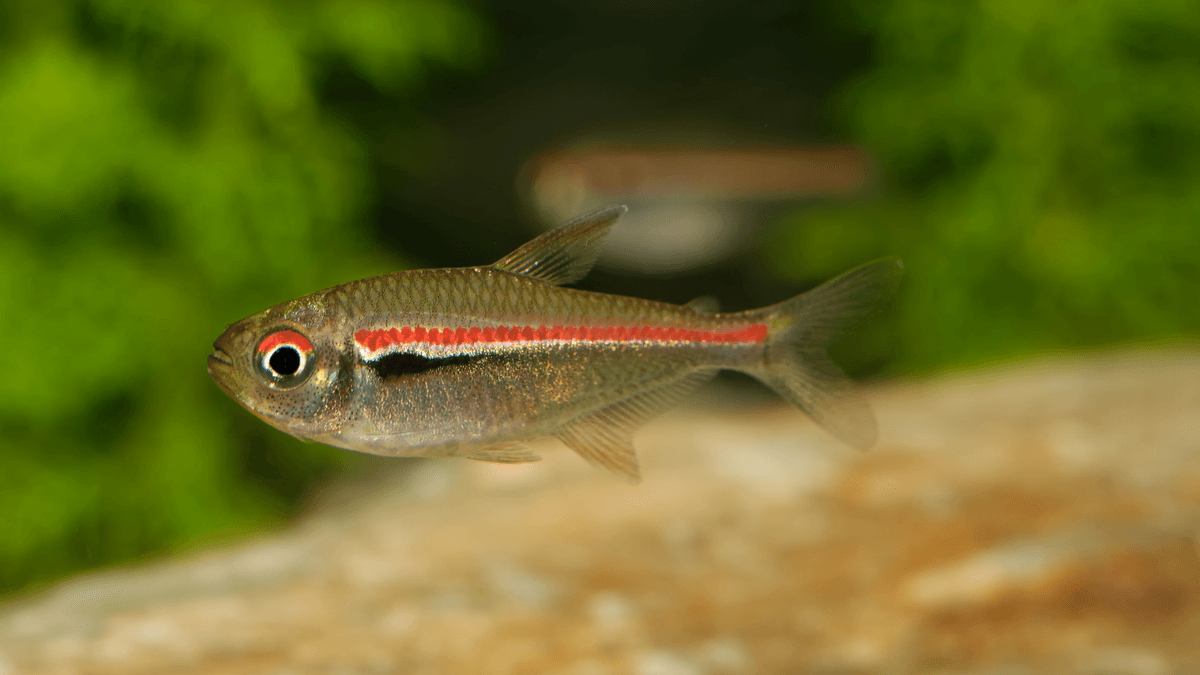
<box><xmin>491</xmin><ymin>205</ymin><xmax>627</xmax><ymax>285</ymax></box>
<box><xmin>555</xmin><ymin>371</ymin><xmax>713</xmax><ymax>482</ymax></box>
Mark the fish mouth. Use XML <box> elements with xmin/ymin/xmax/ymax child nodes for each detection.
<box><xmin>208</xmin><ymin>345</ymin><xmax>233</xmax><ymax>367</ymax></box>
<box><xmin>207</xmin><ymin>345</ymin><xmax>235</xmax><ymax>382</ymax></box>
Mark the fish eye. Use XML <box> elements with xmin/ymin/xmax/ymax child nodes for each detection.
<box><xmin>255</xmin><ymin>329</ymin><xmax>315</xmax><ymax>388</ymax></box>
<box><xmin>268</xmin><ymin>345</ymin><xmax>302</xmax><ymax>376</ymax></box>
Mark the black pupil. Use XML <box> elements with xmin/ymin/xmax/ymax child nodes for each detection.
<box><xmin>269</xmin><ymin>346</ymin><xmax>302</xmax><ymax>376</ymax></box>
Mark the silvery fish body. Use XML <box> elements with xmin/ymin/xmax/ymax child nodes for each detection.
<box><xmin>207</xmin><ymin>206</ymin><xmax>901</xmax><ymax>480</ymax></box>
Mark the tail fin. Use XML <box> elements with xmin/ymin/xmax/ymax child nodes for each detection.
<box><xmin>749</xmin><ymin>259</ymin><xmax>903</xmax><ymax>449</ymax></box>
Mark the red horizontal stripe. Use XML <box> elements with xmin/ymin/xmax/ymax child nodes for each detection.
<box><xmin>354</xmin><ymin>323</ymin><xmax>769</xmax><ymax>353</ymax></box>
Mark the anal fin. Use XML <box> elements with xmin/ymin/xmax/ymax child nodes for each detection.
<box><xmin>555</xmin><ymin>371</ymin><xmax>713</xmax><ymax>482</ymax></box>
<box><xmin>556</xmin><ymin>418</ymin><xmax>641</xmax><ymax>482</ymax></box>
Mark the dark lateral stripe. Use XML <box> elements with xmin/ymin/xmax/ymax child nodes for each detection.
<box><xmin>354</xmin><ymin>324</ymin><xmax>769</xmax><ymax>354</ymax></box>
<box><xmin>366</xmin><ymin>352</ymin><xmax>474</xmax><ymax>379</ymax></box>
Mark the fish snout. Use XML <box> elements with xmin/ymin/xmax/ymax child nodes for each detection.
<box><xmin>207</xmin><ymin>331</ymin><xmax>240</xmax><ymax>388</ymax></box>
<box><xmin>207</xmin><ymin>345</ymin><xmax>234</xmax><ymax>382</ymax></box>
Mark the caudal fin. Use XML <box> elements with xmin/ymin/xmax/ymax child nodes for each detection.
<box><xmin>750</xmin><ymin>259</ymin><xmax>903</xmax><ymax>449</ymax></box>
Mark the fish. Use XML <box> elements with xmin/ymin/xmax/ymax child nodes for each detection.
<box><xmin>207</xmin><ymin>206</ymin><xmax>902</xmax><ymax>481</ymax></box>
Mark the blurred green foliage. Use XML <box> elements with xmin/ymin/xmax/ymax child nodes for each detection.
<box><xmin>0</xmin><ymin>0</ymin><xmax>485</xmax><ymax>593</ymax></box>
<box><xmin>769</xmin><ymin>0</ymin><xmax>1200</xmax><ymax>371</ymax></box>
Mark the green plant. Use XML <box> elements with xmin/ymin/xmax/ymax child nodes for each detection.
<box><xmin>770</xmin><ymin>0</ymin><xmax>1200</xmax><ymax>372</ymax></box>
<box><xmin>0</xmin><ymin>0</ymin><xmax>486</xmax><ymax>593</ymax></box>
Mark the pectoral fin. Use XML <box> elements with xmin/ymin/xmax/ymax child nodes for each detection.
<box><xmin>460</xmin><ymin>441</ymin><xmax>543</xmax><ymax>464</ymax></box>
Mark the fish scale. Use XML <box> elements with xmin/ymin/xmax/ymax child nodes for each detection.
<box><xmin>208</xmin><ymin>206</ymin><xmax>902</xmax><ymax>481</ymax></box>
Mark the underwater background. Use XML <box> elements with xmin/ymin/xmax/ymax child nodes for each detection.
<box><xmin>0</xmin><ymin>0</ymin><xmax>1197</xmax><ymax>598</ymax></box>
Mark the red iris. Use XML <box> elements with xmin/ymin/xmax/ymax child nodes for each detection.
<box><xmin>258</xmin><ymin>330</ymin><xmax>313</xmax><ymax>354</ymax></box>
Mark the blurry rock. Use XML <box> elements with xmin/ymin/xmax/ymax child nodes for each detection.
<box><xmin>484</xmin><ymin>560</ymin><xmax>556</xmax><ymax>608</ymax></box>
<box><xmin>902</xmin><ymin>532</ymin><xmax>1101</xmax><ymax>609</ymax></box>
<box><xmin>901</xmin><ymin>526</ymin><xmax>1200</xmax><ymax>623</ymax></box>
<box><xmin>633</xmin><ymin>650</ymin><xmax>703</xmax><ymax>675</ymax></box>
<box><xmin>2</xmin><ymin>348</ymin><xmax>1199</xmax><ymax>674</ymax></box>
<box><xmin>1077</xmin><ymin>647</ymin><xmax>1170</xmax><ymax>675</ymax></box>
<box><xmin>694</xmin><ymin>637</ymin><xmax>750</xmax><ymax>674</ymax></box>
<box><xmin>709</xmin><ymin>436</ymin><xmax>839</xmax><ymax>500</ymax></box>
<box><xmin>590</xmin><ymin>592</ymin><xmax>638</xmax><ymax>645</ymax></box>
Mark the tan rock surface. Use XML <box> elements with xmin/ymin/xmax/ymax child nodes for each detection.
<box><xmin>2</xmin><ymin>348</ymin><xmax>1199</xmax><ymax>674</ymax></box>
